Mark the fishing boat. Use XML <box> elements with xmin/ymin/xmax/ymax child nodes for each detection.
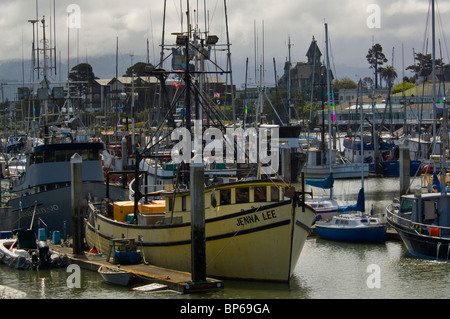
<box><xmin>2</xmin><ymin>141</ymin><xmax>128</xmax><ymax>236</ymax></box>
<box><xmin>98</xmin><ymin>265</ymin><xmax>133</xmax><ymax>286</ymax></box>
<box><xmin>85</xmin><ymin>178</ymin><xmax>316</xmax><ymax>282</ymax></box>
<box><xmin>386</xmin><ymin>174</ymin><xmax>450</xmax><ymax>260</ymax></box>
<box><xmin>386</xmin><ymin>0</ymin><xmax>450</xmax><ymax>260</ymax></box>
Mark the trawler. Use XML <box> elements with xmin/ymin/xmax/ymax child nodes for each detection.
<box><xmin>85</xmin><ymin>178</ymin><xmax>316</xmax><ymax>282</ymax></box>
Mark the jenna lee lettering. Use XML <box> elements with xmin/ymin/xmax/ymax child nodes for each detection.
<box><xmin>236</xmin><ymin>210</ymin><xmax>277</xmax><ymax>227</ymax></box>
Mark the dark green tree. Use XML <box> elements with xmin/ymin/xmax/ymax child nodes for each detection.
<box><xmin>68</xmin><ymin>63</ymin><xmax>97</xmax><ymax>98</ymax></box>
<box><xmin>124</xmin><ymin>62</ymin><xmax>155</xmax><ymax>77</ymax></box>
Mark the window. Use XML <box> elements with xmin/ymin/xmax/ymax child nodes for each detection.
<box><xmin>400</xmin><ymin>199</ymin><xmax>413</xmax><ymax>215</ymax></box>
<box><xmin>271</xmin><ymin>187</ymin><xmax>279</xmax><ymax>202</ymax></box>
<box><xmin>254</xmin><ymin>187</ymin><xmax>267</xmax><ymax>202</ymax></box>
<box><xmin>181</xmin><ymin>196</ymin><xmax>186</xmax><ymax>211</ymax></box>
<box><xmin>220</xmin><ymin>189</ymin><xmax>231</xmax><ymax>206</ymax></box>
<box><xmin>236</xmin><ymin>187</ymin><xmax>249</xmax><ymax>204</ymax></box>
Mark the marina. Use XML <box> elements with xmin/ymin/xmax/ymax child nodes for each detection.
<box><xmin>0</xmin><ymin>0</ymin><xmax>449</xmax><ymax>306</ymax></box>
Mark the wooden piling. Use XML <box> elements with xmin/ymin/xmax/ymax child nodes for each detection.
<box><xmin>399</xmin><ymin>141</ymin><xmax>410</xmax><ymax>197</ymax></box>
<box><xmin>71</xmin><ymin>153</ymin><xmax>84</xmax><ymax>256</ymax></box>
<box><xmin>190</xmin><ymin>159</ymin><xmax>206</xmax><ymax>283</ymax></box>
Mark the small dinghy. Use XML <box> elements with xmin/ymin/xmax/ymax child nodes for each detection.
<box><xmin>98</xmin><ymin>265</ymin><xmax>133</xmax><ymax>286</ymax></box>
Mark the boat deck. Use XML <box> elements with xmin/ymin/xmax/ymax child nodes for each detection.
<box><xmin>49</xmin><ymin>245</ymin><xmax>223</xmax><ymax>294</ymax></box>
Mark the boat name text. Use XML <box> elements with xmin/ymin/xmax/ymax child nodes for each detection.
<box><xmin>236</xmin><ymin>210</ymin><xmax>277</xmax><ymax>227</ymax></box>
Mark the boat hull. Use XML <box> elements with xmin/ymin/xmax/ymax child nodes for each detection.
<box><xmin>381</xmin><ymin>160</ymin><xmax>422</xmax><ymax>177</ymax></box>
<box><xmin>4</xmin><ymin>183</ymin><xmax>127</xmax><ymax>235</ymax></box>
<box><xmin>386</xmin><ymin>218</ymin><xmax>450</xmax><ymax>260</ymax></box>
<box><xmin>85</xmin><ymin>200</ymin><xmax>316</xmax><ymax>282</ymax></box>
<box><xmin>303</xmin><ymin>163</ymin><xmax>370</xmax><ymax>179</ymax></box>
<box><xmin>314</xmin><ymin>224</ymin><xmax>387</xmax><ymax>243</ymax></box>
<box><xmin>98</xmin><ymin>265</ymin><xmax>133</xmax><ymax>286</ymax></box>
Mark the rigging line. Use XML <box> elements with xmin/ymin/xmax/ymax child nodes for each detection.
<box><xmin>436</xmin><ymin>0</ymin><xmax>450</xmax><ymax>64</ymax></box>
<box><xmin>422</xmin><ymin>0</ymin><xmax>431</xmax><ymax>55</ymax></box>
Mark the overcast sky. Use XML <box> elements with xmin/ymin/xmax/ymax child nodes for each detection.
<box><xmin>1</xmin><ymin>0</ymin><xmax>449</xmax><ymax>87</ymax></box>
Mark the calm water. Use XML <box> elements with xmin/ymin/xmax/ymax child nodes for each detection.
<box><xmin>1</xmin><ymin>177</ymin><xmax>450</xmax><ymax>300</ymax></box>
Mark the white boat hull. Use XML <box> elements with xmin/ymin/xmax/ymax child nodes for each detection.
<box><xmin>303</xmin><ymin>163</ymin><xmax>370</xmax><ymax>179</ymax></box>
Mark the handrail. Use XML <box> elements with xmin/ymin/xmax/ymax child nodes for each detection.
<box><xmin>386</xmin><ymin>206</ymin><xmax>450</xmax><ymax>233</ymax></box>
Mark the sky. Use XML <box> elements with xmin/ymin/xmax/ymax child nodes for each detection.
<box><xmin>0</xmin><ymin>0</ymin><xmax>449</xmax><ymax>88</ymax></box>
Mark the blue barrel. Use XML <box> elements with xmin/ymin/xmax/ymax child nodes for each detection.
<box><xmin>38</xmin><ymin>228</ymin><xmax>47</xmax><ymax>241</ymax></box>
<box><xmin>52</xmin><ymin>231</ymin><xmax>61</xmax><ymax>245</ymax></box>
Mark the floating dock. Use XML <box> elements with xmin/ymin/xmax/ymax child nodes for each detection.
<box><xmin>49</xmin><ymin>245</ymin><xmax>223</xmax><ymax>294</ymax></box>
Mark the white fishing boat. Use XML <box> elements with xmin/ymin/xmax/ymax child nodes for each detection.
<box><xmin>98</xmin><ymin>265</ymin><xmax>133</xmax><ymax>286</ymax></box>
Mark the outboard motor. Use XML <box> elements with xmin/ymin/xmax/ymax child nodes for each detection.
<box><xmin>38</xmin><ymin>241</ymin><xmax>51</xmax><ymax>269</ymax></box>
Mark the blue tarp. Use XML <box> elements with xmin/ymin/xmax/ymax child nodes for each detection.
<box><xmin>432</xmin><ymin>173</ymin><xmax>442</xmax><ymax>192</ymax></box>
<box><xmin>305</xmin><ymin>174</ymin><xmax>334</xmax><ymax>189</ymax></box>
<box><xmin>338</xmin><ymin>188</ymin><xmax>365</xmax><ymax>213</ymax></box>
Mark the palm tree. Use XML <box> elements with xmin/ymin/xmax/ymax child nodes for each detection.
<box><xmin>380</xmin><ymin>66</ymin><xmax>398</xmax><ymax>88</ymax></box>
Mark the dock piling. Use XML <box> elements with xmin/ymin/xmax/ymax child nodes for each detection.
<box><xmin>71</xmin><ymin>153</ymin><xmax>84</xmax><ymax>256</ymax></box>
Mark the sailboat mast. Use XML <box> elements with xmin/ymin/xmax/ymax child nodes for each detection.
<box><xmin>325</xmin><ymin>23</ymin><xmax>333</xmax><ymax>200</ymax></box>
<box><xmin>432</xmin><ymin>0</ymin><xmax>437</xmax><ymax>149</ymax></box>
<box><xmin>325</xmin><ymin>24</ymin><xmax>332</xmax><ymax>168</ymax></box>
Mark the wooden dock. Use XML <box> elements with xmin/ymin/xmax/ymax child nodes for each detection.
<box><xmin>49</xmin><ymin>245</ymin><xmax>223</xmax><ymax>294</ymax></box>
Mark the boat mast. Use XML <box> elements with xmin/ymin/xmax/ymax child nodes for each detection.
<box><xmin>325</xmin><ymin>23</ymin><xmax>333</xmax><ymax>200</ymax></box>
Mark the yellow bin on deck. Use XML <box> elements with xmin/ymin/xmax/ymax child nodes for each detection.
<box><xmin>113</xmin><ymin>201</ymin><xmax>141</xmax><ymax>222</ymax></box>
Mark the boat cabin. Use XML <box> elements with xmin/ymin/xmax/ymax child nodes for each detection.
<box><xmin>398</xmin><ymin>193</ymin><xmax>450</xmax><ymax>237</ymax></box>
<box><xmin>11</xmin><ymin>142</ymin><xmax>105</xmax><ymax>193</ymax></box>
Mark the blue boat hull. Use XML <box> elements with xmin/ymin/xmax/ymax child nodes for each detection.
<box><xmin>315</xmin><ymin>225</ymin><xmax>387</xmax><ymax>243</ymax></box>
<box><xmin>382</xmin><ymin>160</ymin><xmax>422</xmax><ymax>177</ymax></box>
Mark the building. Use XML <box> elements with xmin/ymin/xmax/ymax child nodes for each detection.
<box><xmin>278</xmin><ymin>37</ymin><xmax>333</xmax><ymax>103</ymax></box>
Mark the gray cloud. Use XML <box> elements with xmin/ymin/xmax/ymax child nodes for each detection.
<box><xmin>0</xmin><ymin>0</ymin><xmax>448</xmax><ymax>85</ymax></box>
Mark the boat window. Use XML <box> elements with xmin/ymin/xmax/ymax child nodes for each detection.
<box><xmin>271</xmin><ymin>186</ymin><xmax>279</xmax><ymax>202</ymax></box>
<box><xmin>236</xmin><ymin>187</ymin><xmax>249</xmax><ymax>204</ymax></box>
<box><xmin>168</xmin><ymin>196</ymin><xmax>173</xmax><ymax>212</ymax></box>
<box><xmin>181</xmin><ymin>196</ymin><xmax>186</xmax><ymax>211</ymax></box>
<box><xmin>44</xmin><ymin>151</ymin><xmax>55</xmax><ymax>163</ymax></box>
<box><xmin>35</xmin><ymin>152</ymin><xmax>44</xmax><ymax>164</ymax></box>
<box><xmin>254</xmin><ymin>187</ymin><xmax>267</xmax><ymax>202</ymax></box>
<box><xmin>55</xmin><ymin>150</ymin><xmax>67</xmax><ymax>162</ymax></box>
<box><xmin>220</xmin><ymin>189</ymin><xmax>231</xmax><ymax>206</ymax></box>
<box><xmin>400</xmin><ymin>199</ymin><xmax>413</xmax><ymax>215</ymax></box>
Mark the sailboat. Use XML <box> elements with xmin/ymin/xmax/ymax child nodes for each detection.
<box><xmin>302</xmin><ymin>24</ymin><xmax>370</xmax><ymax>179</ymax></box>
<box><xmin>305</xmin><ymin>173</ymin><xmax>340</xmax><ymax>220</ymax></box>
<box><xmin>314</xmin><ymin>79</ymin><xmax>387</xmax><ymax>243</ymax></box>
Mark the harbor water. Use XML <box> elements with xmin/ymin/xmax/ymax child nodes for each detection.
<box><xmin>1</xmin><ymin>177</ymin><xmax>450</xmax><ymax>300</ymax></box>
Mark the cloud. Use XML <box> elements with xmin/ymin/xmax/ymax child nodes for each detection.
<box><xmin>0</xmin><ymin>0</ymin><xmax>448</xmax><ymax>86</ymax></box>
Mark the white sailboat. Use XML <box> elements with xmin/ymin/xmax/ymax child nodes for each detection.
<box><xmin>302</xmin><ymin>24</ymin><xmax>369</xmax><ymax>179</ymax></box>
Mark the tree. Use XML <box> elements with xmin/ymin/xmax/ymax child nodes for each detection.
<box><xmin>366</xmin><ymin>44</ymin><xmax>388</xmax><ymax>89</ymax></box>
<box><xmin>124</xmin><ymin>62</ymin><xmax>155</xmax><ymax>77</ymax></box>
<box><xmin>68</xmin><ymin>63</ymin><xmax>97</xmax><ymax>98</ymax></box>
<box><xmin>406</xmin><ymin>52</ymin><xmax>443</xmax><ymax>81</ymax></box>
<box><xmin>380</xmin><ymin>66</ymin><xmax>398</xmax><ymax>88</ymax></box>
<box><xmin>332</xmin><ymin>77</ymin><xmax>357</xmax><ymax>90</ymax></box>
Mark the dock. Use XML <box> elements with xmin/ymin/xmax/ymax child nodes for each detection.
<box><xmin>49</xmin><ymin>245</ymin><xmax>223</xmax><ymax>294</ymax></box>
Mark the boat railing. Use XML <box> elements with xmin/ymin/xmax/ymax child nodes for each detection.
<box><xmin>386</xmin><ymin>206</ymin><xmax>450</xmax><ymax>238</ymax></box>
